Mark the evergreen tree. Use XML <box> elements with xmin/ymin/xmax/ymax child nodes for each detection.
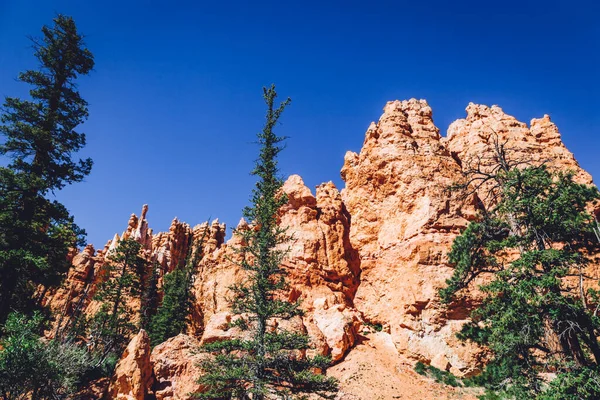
<box><xmin>140</xmin><ymin>261</ymin><xmax>160</xmax><ymax>331</ymax></box>
<box><xmin>149</xmin><ymin>225</ymin><xmax>208</xmax><ymax>347</ymax></box>
<box><xmin>0</xmin><ymin>15</ymin><xmax>94</xmax><ymax>323</ymax></box>
<box><xmin>197</xmin><ymin>86</ymin><xmax>338</xmax><ymax>399</ymax></box>
<box><xmin>148</xmin><ymin>267</ymin><xmax>191</xmax><ymax>347</ymax></box>
<box><xmin>90</xmin><ymin>238</ymin><xmax>146</xmax><ymax>364</ymax></box>
<box><xmin>441</xmin><ymin>143</ymin><xmax>600</xmax><ymax>397</ymax></box>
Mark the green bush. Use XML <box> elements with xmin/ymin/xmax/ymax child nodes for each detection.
<box><xmin>537</xmin><ymin>367</ymin><xmax>600</xmax><ymax>400</ymax></box>
<box><xmin>414</xmin><ymin>362</ymin><xmax>461</xmax><ymax>387</ymax></box>
<box><xmin>363</xmin><ymin>321</ymin><xmax>383</xmax><ymax>333</ymax></box>
<box><xmin>0</xmin><ymin>312</ymin><xmax>93</xmax><ymax>399</ymax></box>
<box><xmin>415</xmin><ymin>361</ymin><xmax>428</xmax><ymax>376</ymax></box>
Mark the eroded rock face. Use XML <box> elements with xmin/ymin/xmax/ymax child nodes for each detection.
<box><xmin>151</xmin><ymin>334</ymin><xmax>206</xmax><ymax>400</ymax></box>
<box><xmin>279</xmin><ymin>176</ymin><xmax>360</xmax><ymax>309</ymax></box>
<box><xmin>153</xmin><ymin>217</ymin><xmax>226</xmax><ymax>273</ymax></box>
<box><xmin>312</xmin><ymin>297</ymin><xmax>361</xmax><ymax>362</ymax></box>
<box><xmin>341</xmin><ymin>99</ymin><xmax>480</xmax><ymax>375</ymax></box>
<box><xmin>43</xmin><ymin>244</ymin><xmax>97</xmax><ymax>323</ymax></box>
<box><xmin>191</xmin><ymin>175</ymin><xmax>363</xmax><ymax>361</ymax></box>
<box><xmin>328</xmin><ymin>332</ymin><xmax>480</xmax><ymax>400</ymax></box>
<box><xmin>108</xmin><ymin>330</ymin><xmax>153</xmax><ymax>400</ymax></box>
<box><xmin>199</xmin><ymin>311</ymin><xmax>240</xmax><ymax>345</ymax></box>
<box><xmin>44</xmin><ymin>206</ymin><xmax>227</xmax><ymax>338</ymax></box>
<box><xmin>50</xmin><ymin>99</ymin><xmax>596</xmax><ymax>398</ymax></box>
<box><xmin>445</xmin><ymin>103</ymin><xmax>593</xmax><ymax>186</ymax></box>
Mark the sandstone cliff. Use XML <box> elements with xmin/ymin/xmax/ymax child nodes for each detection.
<box><xmin>47</xmin><ymin>100</ymin><xmax>594</xmax><ymax>399</ymax></box>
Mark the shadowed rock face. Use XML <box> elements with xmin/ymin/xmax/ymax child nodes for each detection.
<box><xmin>47</xmin><ymin>100</ymin><xmax>595</xmax><ymax>399</ymax></box>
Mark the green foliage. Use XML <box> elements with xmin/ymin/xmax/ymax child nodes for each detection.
<box><xmin>148</xmin><ymin>267</ymin><xmax>191</xmax><ymax>346</ymax></box>
<box><xmin>472</xmin><ymin>367</ymin><xmax>600</xmax><ymax>400</ymax></box>
<box><xmin>414</xmin><ymin>361</ymin><xmax>428</xmax><ymax>375</ymax></box>
<box><xmin>89</xmin><ymin>238</ymin><xmax>146</xmax><ymax>363</ymax></box>
<box><xmin>363</xmin><ymin>321</ymin><xmax>383</xmax><ymax>333</ymax></box>
<box><xmin>197</xmin><ymin>86</ymin><xmax>338</xmax><ymax>399</ymax></box>
<box><xmin>0</xmin><ymin>312</ymin><xmax>48</xmax><ymax>398</ymax></box>
<box><xmin>149</xmin><ymin>226</ymin><xmax>208</xmax><ymax>347</ymax></box>
<box><xmin>414</xmin><ymin>362</ymin><xmax>461</xmax><ymax>387</ymax></box>
<box><xmin>537</xmin><ymin>367</ymin><xmax>600</xmax><ymax>400</ymax></box>
<box><xmin>140</xmin><ymin>262</ymin><xmax>160</xmax><ymax>331</ymax></box>
<box><xmin>0</xmin><ymin>14</ymin><xmax>94</xmax><ymax>323</ymax></box>
<box><xmin>476</xmin><ymin>391</ymin><xmax>503</xmax><ymax>400</ymax></box>
<box><xmin>0</xmin><ymin>312</ymin><xmax>93</xmax><ymax>399</ymax></box>
<box><xmin>441</xmin><ymin>147</ymin><xmax>600</xmax><ymax>397</ymax></box>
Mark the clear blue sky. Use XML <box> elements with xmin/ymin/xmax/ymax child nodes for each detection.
<box><xmin>1</xmin><ymin>0</ymin><xmax>598</xmax><ymax>247</ymax></box>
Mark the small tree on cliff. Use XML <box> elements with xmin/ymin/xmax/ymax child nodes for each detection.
<box><xmin>90</xmin><ymin>238</ymin><xmax>147</xmax><ymax>365</ymax></box>
<box><xmin>0</xmin><ymin>15</ymin><xmax>94</xmax><ymax>323</ymax></box>
<box><xmin>197</xmin><ymin>85</ymin><xmax>338</xmax><ymax>399</ymax></box>
<box><xmin>441</xmin><ymin>142</ymin><xmax>600</xmax><ymax>397</ymax></box>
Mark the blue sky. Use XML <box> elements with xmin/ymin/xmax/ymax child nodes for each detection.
<box><xmin>1</xmin><ymin>0</ymin><xmax>598</xmax><ymax>247</ymax></box>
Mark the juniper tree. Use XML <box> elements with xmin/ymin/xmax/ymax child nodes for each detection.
<box><xmin>441</xmin><ymin>142</ymin><xmax>600</xmax><ymax>397</ymax></box>
<box><xmin>198</xmin><ymin>85</ymin><xmax>338</xmax><ymax>399</ymax></box>
<box><xmin>0</xmin><ymin>15</ymin><xmax>94</xmax><ymax>323</ymax></box>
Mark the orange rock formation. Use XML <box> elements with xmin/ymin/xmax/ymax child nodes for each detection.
<box><xmin>47</xmin><ymin>100</ymin><xmax>595</xmax><ymax>399</ymax></box>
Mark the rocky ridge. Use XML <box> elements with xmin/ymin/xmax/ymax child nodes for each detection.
<box><xmin>46</xmin><ymin>100</ymin><xmax>595</xmax><ymax>399</ymax></box>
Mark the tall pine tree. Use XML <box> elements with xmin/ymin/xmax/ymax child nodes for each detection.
<box><xmin>0</xmin><ymin>15</ymin><xmax>94</xmax><ymax>323</ymax></box>
<box><xmin>198</xmin><ymin>85</ymin><xmax>338</xmax><ymax>399</ymax></box>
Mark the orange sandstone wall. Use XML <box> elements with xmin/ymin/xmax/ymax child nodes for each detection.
<box><xmin>47</xmin><ymin>99</ymin><xmax>595</xmax><ymax>399</ymax></box>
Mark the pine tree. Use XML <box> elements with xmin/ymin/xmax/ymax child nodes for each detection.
<box><xmin>90</xmin><ymin>238</ymin><xmax>147</xmax><ymax>365</ymax></box>
<box><xmin>140</xmin><ymin>261</ymin><xmax>160</xmax><ymax>331</ymax></box>
<box><xmin>197</xmin><ymin>85</ymin><xmax>338</xmax><ymax>399</ymax></box>
<box><xmin>0</xmin><ymin>14</ymin><xmax>94</xmax><ymax>323</ymax></box>
<box><xmin>148</xmin><ymin>267</ymin><xmax>192</xmax><ymax>347</ymax></box>
<box><xmin>441</xmin><ymin>142</ymin><xmax>600</xmax><ymax>397</ymax></box>
<box><xmin>149</xmin><ymin>225</ymin><xmax>208</xmax><ymax>347</ymax></box>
